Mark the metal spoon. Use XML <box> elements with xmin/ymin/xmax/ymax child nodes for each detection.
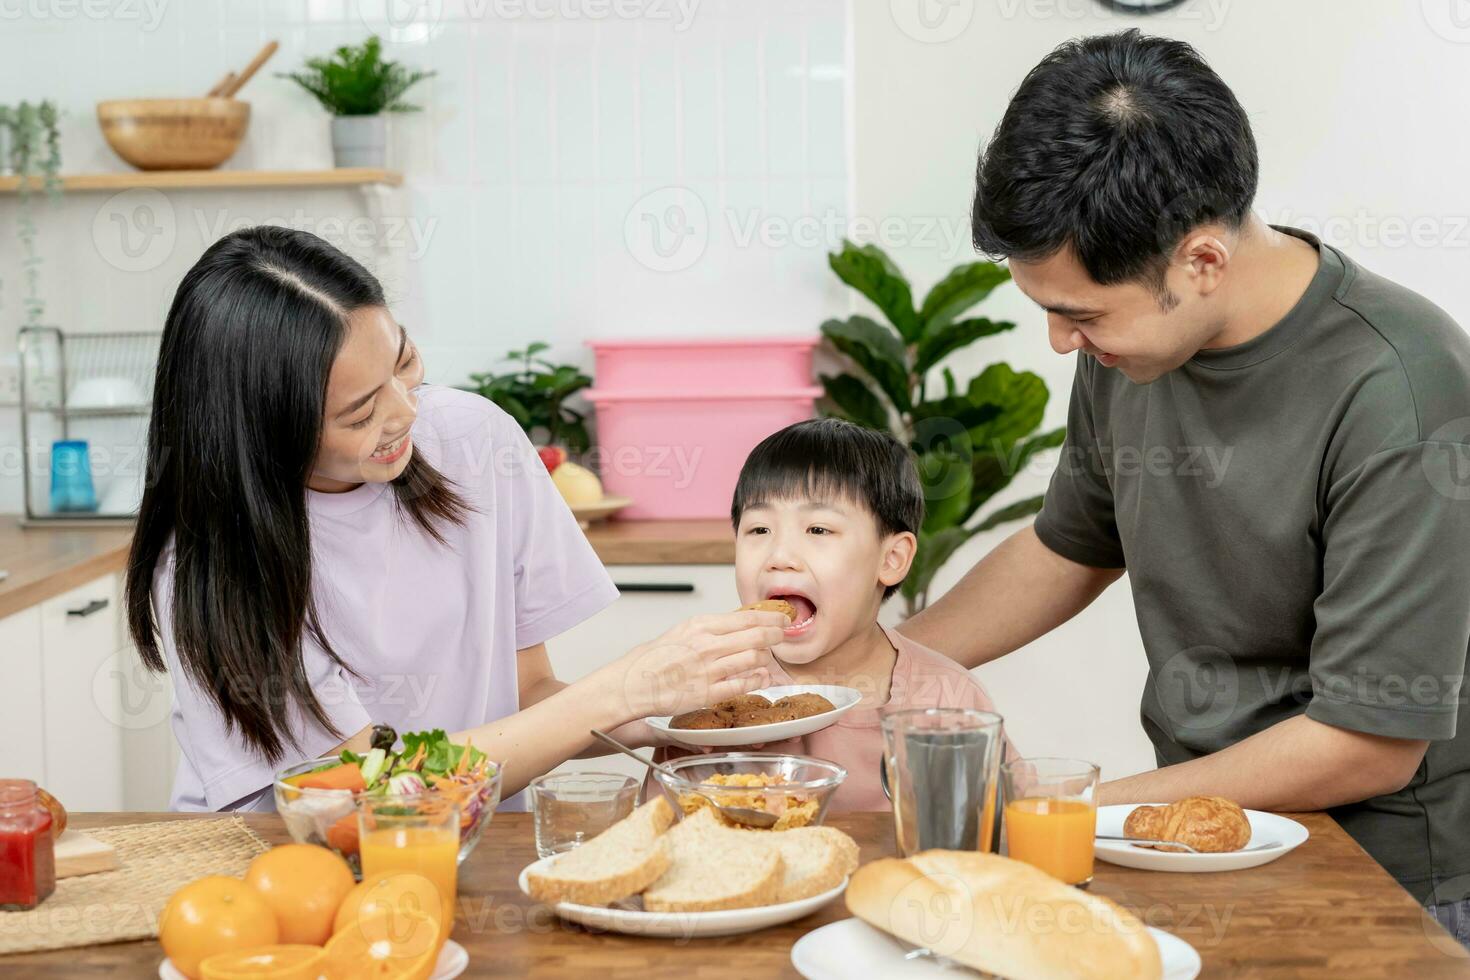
<box><xmin>1095</xmin><ymin>835</ymin><xmax>1282</xmax><ymax>854</ymax></box>
<box><xmin>588</xmin><ymin>729</ymin><xmax>780</xmax><ymax>829</ymax></box>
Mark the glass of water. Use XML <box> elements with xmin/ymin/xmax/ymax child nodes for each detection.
<box><xmin>528</xmin><ymin>772</ymin><xmax>640</xmax><ymax>858</ymax></box>
<box><xmin>881</xmin><ymin>707</ymin><xmax>1005</xmax><ymax>856</ymax></box>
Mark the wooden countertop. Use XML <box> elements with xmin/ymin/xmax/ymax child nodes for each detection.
<box><xmin>0</xmin><ymin>518</ymin><xmax>133</xmax><ymax>620</ymax></box>
<box><xmin>0</xmin><ymin>516</ymin><xmax>733</xmax><ymax>620</ymax></box>
<box><xmin>5</xmin><ymin>810</ymin><xmax>1466</xmax><ymax>977</ymax></box>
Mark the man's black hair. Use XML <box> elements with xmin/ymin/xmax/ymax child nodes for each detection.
<box><xmin>732</xmin><ymin>417</ymin><xmax>923</xmax><ymax>600</ymax></box>
<box><xmin>972</xmin><ymin>29</ymin><xmax>1258</xmax><ymax>306</ymax></box>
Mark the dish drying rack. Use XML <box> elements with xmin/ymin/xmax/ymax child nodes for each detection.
<box><xmin>17</xmin><ymin>326</ymin><xmax>161</xmax><ymax>525</ymax></box>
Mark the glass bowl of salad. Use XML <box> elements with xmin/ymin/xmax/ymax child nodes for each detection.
<box><xmin>274</xmin><ymin>724</ymin><xmax>502</xmax><ymax>874</ymax></box>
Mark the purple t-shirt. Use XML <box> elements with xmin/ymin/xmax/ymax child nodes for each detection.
<box><xmin>157</xmin><ymin>385</ymin><xmax>618</xmax><ymax>812</ymax></box>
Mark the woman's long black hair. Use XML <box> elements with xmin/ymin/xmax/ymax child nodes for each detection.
<box><xmin>126</xmin><ymin>226</ymin><xmax>469</xmax><ymax>763</ymax></box>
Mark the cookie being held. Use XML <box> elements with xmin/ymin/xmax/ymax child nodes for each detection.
<box><xmin>740</xmin><ymin>599</ymin><xmax>796</xmax><ymax>620</ymax></box>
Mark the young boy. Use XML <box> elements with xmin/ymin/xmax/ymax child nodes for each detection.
<box><xmin>661</xmin><ymin>417</ymin><xmax>1014</xmax><ymax>811</ymax></box>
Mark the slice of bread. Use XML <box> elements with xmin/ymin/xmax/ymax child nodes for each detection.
<box><xmin>768</xmin><ymin>827</ymin><xmax>849</xmax><ymax>903</ymax></box>
<box><xmin>526</xmin><ymin>796</ymin><xmax>675</xmax><ymax>906</ymax></box>
<box><xmin>642</xmin><ymin>808</ymin><xmax>784</xmax><ymax>913</ymax></box>
<box><xmin>810</xmin><ymin>826</ymin><xmax>861</xmax><ymax>877</ymax></box>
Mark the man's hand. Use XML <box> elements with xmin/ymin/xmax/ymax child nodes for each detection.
<box><xmin>1099</xmin><ymin>713</ymin><xmax>1429</xmax><ymax>811</ymax></box>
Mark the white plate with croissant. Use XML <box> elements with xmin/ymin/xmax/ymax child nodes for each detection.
<box><xmin>1094</xmin><ymin>798</ymin><xmax>1309</xmax><ymax>872</ymax></box>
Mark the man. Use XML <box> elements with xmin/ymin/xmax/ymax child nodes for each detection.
<box><xmin>901</xmin><ymin>30</ymin><xmax>1470</xmax><ymax>941</ymax></box>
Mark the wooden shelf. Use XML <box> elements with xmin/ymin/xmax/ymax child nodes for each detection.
<box><xmin>0</xmin><ymin>168</ymin><xmax>402</xmax><ymax>194</ymax></box>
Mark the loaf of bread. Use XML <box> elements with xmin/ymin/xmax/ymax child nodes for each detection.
<box><xmin>1123</xmin><ymin>796</ymin><xmax>1251</xmax><ymax>852</ymax></box>
<box><xmin>846</xmin><ymin>850</ymin><xmax>1162</xmax><ymax>980</ymax></box>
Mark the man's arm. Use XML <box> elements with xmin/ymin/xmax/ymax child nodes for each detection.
<box><xmin>899</xmin><ymin>525</ymin><xmax>1123</xmax><ymax>669</ymax></box>
<box><xmin>1099</xmin><ymin>713</ymin><xmax>1428</xmax><ymax>811</ymax></box>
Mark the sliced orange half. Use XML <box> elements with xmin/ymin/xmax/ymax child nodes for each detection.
<box><xmin>198</xmin><ymin>944</ymin><xmax>326</xmax><ymax>980</ymax></box>
<box><xmin>322</xmin><ymin>908</ymin><xmax>440</xmax><ymax>980</ymax></box>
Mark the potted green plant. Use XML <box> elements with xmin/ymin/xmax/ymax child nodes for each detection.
<box><xmin>819</xmin><ymin>240</ymin><xmax>1066</xmax><ymax>615</ymax></box>
<box><xmin>278</xmin><ymin>35</ymin><xmax>435</xmax><ymax>168</ymax></box>
<box><xmin>0</xmin><ymin>100</ymin><xmax>62</xmax><ymax>328</ymax></box>
<box><xmin>465</xmin><ymin>343</ymin><xmax>593</xmax><ymax>454</ymax></box>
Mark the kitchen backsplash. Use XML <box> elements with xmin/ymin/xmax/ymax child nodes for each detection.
<box><xmin>0</xmin><ymin>0</ymin><xmax>852</xmax><ymax>512</ymax></box>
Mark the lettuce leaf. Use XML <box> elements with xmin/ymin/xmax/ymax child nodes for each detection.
<box><xmin>400</xmin><ymin>728</ymin><xmax>485</xmax><ymax>775</ymax></box>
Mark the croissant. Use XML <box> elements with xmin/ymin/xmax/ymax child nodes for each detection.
<box><xmin>1122</xmin><ymin>796</ymin><xmax>1250</xmax><ymax>852</ymax></box>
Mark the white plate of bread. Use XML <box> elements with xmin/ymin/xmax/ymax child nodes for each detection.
<box><xmin>647</xmin><ymin>685</ymin><xmax>863</xmax><ymax>747</ymax></box>
<box><xmin>793</xmin><ymin>849</ymin><xmax>1200</xmax><ymax>979</ymax></box>
<box><xmin>521</xmin><ymin>797</ymin><xmax>859</xmax><ymax>938</ymax></box>
<box><xmin>1095</xmin><ymin>797</ymin><xmax>1309</xmax><ymax>872</ymax></box>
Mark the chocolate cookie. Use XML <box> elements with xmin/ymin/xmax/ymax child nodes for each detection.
<box><xmin>670</xmin><ymin>707</ymin><xmax>733</xmax><ymax>730</ymax></box>
<box><xmin>773</xmin><ymin>693</ymin><xmax>835</xmax><ymax>719</ymax></box>
<box><xmin>712</xmin><ymin>694</ymin><xmax>771</xmax><ymax>715</ymax></box>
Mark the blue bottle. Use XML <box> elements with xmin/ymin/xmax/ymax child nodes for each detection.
<box><xmin>49</xmin><ymin>440</ymin><xmax>97</xmax><ymax>513</ymax></box>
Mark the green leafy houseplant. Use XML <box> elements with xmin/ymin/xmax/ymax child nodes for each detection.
<box><xmin>819</xmin><ymin>240</ymin><xmax>1066</xmax><ymax>615</ymax></box>
<box><xmin>0</xmin><ymin>100</ymin><xmax>62</xmax><ymax>328</ymax></box>
<box><xmin>465</xmin><ymin>344</ymin><xmax>593</xmax><ymax>453</ymax></box>
<box><xmin>278</xmin><ymin>35</ymin><xmax>435</xmax><ymax>115</ymax></box>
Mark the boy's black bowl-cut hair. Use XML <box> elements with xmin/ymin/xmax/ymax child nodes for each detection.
<box><xmin>731</xmin><ymin>417</ymin><xmax>924</xmax><ymax>599</ymax></box>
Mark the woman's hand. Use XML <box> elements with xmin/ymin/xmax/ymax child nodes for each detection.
<box><xmin>600</xmin><ymin>609</ymin><xmax>786</xmax><ymax>723</ymax></box>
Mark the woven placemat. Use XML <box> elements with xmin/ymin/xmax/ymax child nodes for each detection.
<box><xmin>0</xmin><ymin>817</ymin><xmax>270</xmax><ymax>956</ymax></box>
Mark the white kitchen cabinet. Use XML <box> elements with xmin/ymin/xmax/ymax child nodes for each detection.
<box><xmin>0</xmin><ymin>605</ymin><xmax>46</xmax><ymax>786</ymax></box>
<box><xmin>110</xmin><ymin>573</ymin><xmax>178</xmax><ymax>812</ymax></box>
<box><xmin>0</xmin><ymin>570</ymin><xmax>179</xmax><ymax>813</ymax></box>
<box><xmin>39</xmin><ymin>576</ymin><xmax>125</xmax><ymax>811</ymax></box>
<box><xmin>546</xmin><ymin>564</ymin><xmax>738</xmax><ymax>782</ymax></box>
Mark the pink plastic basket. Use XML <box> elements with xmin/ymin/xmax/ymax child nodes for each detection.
<box><xmin>584</xmin><ymin>387</ymin><xmax>822</xmax><ymax>519</ymax></box>
<box><xmin>588</xmin><ymin>337</ymin><xmax>819</xmax><ymax>393</ymax></box>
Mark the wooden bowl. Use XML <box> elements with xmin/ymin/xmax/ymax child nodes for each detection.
<box><xmin>96</xmin><ymin>98</ymin><xmax>250</xmax><ymax>170</ymax></box>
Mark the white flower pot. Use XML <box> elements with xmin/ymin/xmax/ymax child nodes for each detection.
<box><xmin>331</xmin><ymin>114</ymin><xmax>386</xmax><ymax>168</ymax></box>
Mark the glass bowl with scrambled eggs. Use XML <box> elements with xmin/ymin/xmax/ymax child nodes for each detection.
<box><xmin>651</xmin><ymin>753</ymin><xmax>847</xmax><ymax>831</ymax></box>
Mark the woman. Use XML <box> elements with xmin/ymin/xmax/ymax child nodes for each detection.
<box><xmin>126</xmin><ymin>226</ymin><xmax>782</xmax><ymax>811</ymax></box>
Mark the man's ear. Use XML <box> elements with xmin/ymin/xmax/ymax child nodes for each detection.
<box><xmin>878</xmin><ymin>531</ymin><xmax>918</xmax><ymax>589</ymax></box>
<box><xmin>1174</xmin><ymin>227</ymin><xmax>1232</xmax><ymax>296</ymax></box>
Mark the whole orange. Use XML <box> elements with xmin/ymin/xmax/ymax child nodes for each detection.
<box><xmin>159</xmin><ymin>876</ymin><xmax>280</xmax><ymax>980</ymax></box>
<box><xmin>332</xmin><ymin>870</ymin><xmax>448</xmax><ymax>947</ymax></box>
<box><xmin>244</xmin><ymin>844</ymin><xmax>357</xmax><ymax>945</ymax></box>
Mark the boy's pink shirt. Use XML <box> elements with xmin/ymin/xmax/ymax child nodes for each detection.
<box><xmin>656</xmin><ymin>625</ymin><xmax>1017</xmax><ymax>813</ymax></box>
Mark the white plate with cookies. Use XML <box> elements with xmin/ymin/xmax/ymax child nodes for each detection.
<box><xmin>1094</xmin><ymin>803</ymin><xmax>1309</xmax><ymax>872</ymax></box>
<box><xmin>647</xmin><ymin>685</ymin><xmax>863</xmax><ymax>747</ymax></box>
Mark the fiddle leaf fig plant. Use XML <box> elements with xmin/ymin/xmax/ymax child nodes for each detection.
<box><xmin>465</xmin><ymin>343</ymin><xmax>593</xmax><ymax>453</ymax></box>
<box><xmin>820</xmin><ymin>240</ymin><xmax>1066</xmax><ymax>615</ymax></box>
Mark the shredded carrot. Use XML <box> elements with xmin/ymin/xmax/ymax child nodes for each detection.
<box><xmin>406</xmin><ymin>743</ymin><xmax>426</xmax><ymax>770</ymax></box>
<box><xmin>455</xmin><ymin>746</ymin><xmax>472</xmax><ymax>775</ymax></box>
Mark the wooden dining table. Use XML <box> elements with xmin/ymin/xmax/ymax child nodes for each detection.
<box><xmin>7</xmin><ymin>809</ymin><xmax>1470</xmax><ymax>978</ymax></box>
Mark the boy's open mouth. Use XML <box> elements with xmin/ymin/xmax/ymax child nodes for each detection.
<box><xmin>767</xmin><ymin>592</ymin><xmax>817</xmax><ymax>635</ymax></box>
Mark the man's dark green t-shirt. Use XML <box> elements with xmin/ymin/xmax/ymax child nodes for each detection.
<box><xmin>1035</xmin><ymin>229</ymin><xmax>1470</xmax><ymax>903</ymax></box>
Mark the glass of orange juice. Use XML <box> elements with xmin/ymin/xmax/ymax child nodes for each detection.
<box><xmin>1001</xmin><ymin>757</ymin><xmax>1100</xmax><ymax>887</ymax></box>
<box><xmin>358</xmin><ymin>794</ymin><xmax>460</xmax><ymax>929</ymax></box>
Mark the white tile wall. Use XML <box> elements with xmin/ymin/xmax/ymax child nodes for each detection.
<box><xmin>0</xmin><ymin>0</ymin><xmax>853</xmax><ymax>512</ymax></box>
